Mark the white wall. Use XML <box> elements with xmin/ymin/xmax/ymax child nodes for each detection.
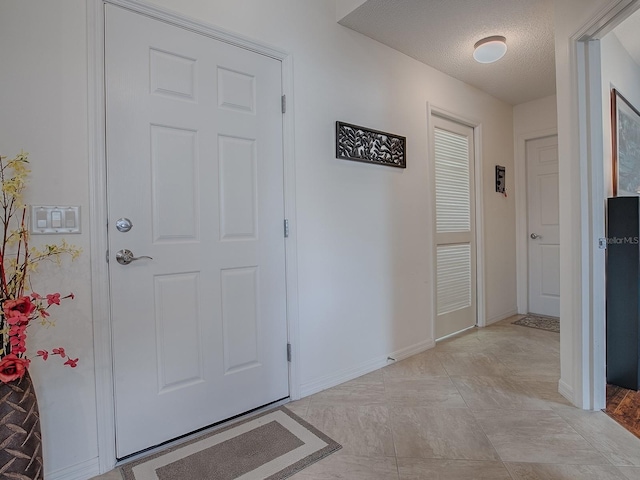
<box><xmin>601</xmin><ymin>32</ymin><xmax>640</xmax><ymax>196</ymax></box>
<box><xmin>1</xmin><ymin>0</ymin><xmax>516</xmax><ymax>475</ymax></box>
<box><xmin>514</xmin><ymin>95</ymin><xmax>558</xmax><ymax>135</ymax></box>
<box><xmin>513</xmin><ymin>95</ymin><xmax>558</xmax><ymax>313</ymax></box>
<box><xmin>553</xmin><ymin>0</ymin><xmax>617</xmax><ymax>407</ymax></box>
<box><xmin>0</xmin><ymin>1</ymin><xmax>98</xmax><ymax>478</ymax></box>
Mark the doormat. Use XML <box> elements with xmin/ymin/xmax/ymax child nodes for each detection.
<box><xmin>121</xmin><ymin>407</ymin><xmax>341</xmax><ymax>480</ymax></box>
<box><xmin>512</xmin><ymin>314</ymin><xmax>560</xmax><ymax>333</ymax></box>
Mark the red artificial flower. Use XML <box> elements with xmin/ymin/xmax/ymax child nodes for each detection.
<box><xmin>37</xmin><ymin>350</ymin><xmax>49</xmax><ymax>361</ymax></box>
<box><xmin>6</xmin><ymin>314</ymin><xmax>27</xmax><ymax>326</ymax></box>
<box><xmin>39</xmin><ymin>308</ymin><xmax>50</xmax><ymax>318</ymax></box>
<box><xmin>52</xmin><ymin>347</ymin><xmax>66</xmax><ymax>358</ymax></box>
<box><xmin>46</xmin><ymin>293</ymin><xmax>61</xmax><ymax>306</ymax></box>
<box><xmin>64</xmin><ymin>358</ymin><xmax>78</xmax><ymax>368</ymax></box>
<box><xmin>31</xmin><ymin>292</ymin><xmax>42</xmax><ymax>300</ymax></box>
<box><xmin>3</xmin><ymin>296</ymin><xmax>35</xmax><ymax>318</ymax></box>
<box><xmin>0</xmin><ymin>354</ymin><xmax>30</xmax><ymax>382</ymax></box>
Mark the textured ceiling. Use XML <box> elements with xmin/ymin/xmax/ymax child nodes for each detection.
<box><xmin>613</xmin><ymin>8</ymin><xmax>640</xmax><ymax>67</ymax></box>
<box><xmin>339</xmin><ymin>0</ymin><xmax>556</xmax><ymax>106</ymax></box>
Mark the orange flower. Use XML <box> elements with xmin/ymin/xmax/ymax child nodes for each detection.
<box><xmin>0</xmin><ymin>354</ymin><xmax>29</xmax><ymax>382</ymax></box>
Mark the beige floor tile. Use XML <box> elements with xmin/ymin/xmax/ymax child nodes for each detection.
<box><xmin>289</xmin><ymin>454</ymin><xmax>399</xmax><ymax>480</ymax></box>
<box><xmin>382</xmin><ymin>350</ymin><xmax>448</xmax><ymax>377</ymax></box>
<box><xmin>304</xmin><ymin>405</ymin><xmax>395</xmax><ymax>457</ymax></box>
<box><xmin>451</xmin><ymin>375</ymin><xmax>552</xmax><ymax>411</ymax></box>
<box><xmin>286</xmin><ymin>397</ymin><xmax>312</xmax><ymax>418</ymax></box>
<box><xmin>477</xmin><ymin>325</ymin><xmax>560</xmax><ymax>354</ymax></box>
<box><xmin>505</xmin><ymin>462</ymin><xmax>628</xmax><ymax>479</ymax></box>
<box><xmin>473</xmin><ymin>409</ymin><xmax>576</xmax><ymax>436</ymax></box>
<box><xmin>89</xmin><ymin>470</ymin><xmax>122</xmax><ymax>480</ymax></box>
<box><xmin>617</xmin><ymin>467</ymin><xmax>640</xmax><ymax>479</ymax></box>
<box><xmin>488</xmin><ymin>434</ymin><xmax>610</xmax><ymax>465</ymax></box>
<box><xmin>389</xmin><ymin>406</ymin><xmax>500</xmax><ymax>461</ymax></box>
<box><xmin>516</xmin><ymin>377</ymin><xmax>572</xmax><ymax>407</ymax></box>
<box><xmin>552</xmin><ymin>404</ymin><xmax>640</xmax><ymax>466</ymax></box>
<box><xmin>397</xmin><ymin>458</ymin><xmax>511</xmax><ymax>479</ymax></box>
<box><xmin>474</xmin><ymin>410</ymin><xmax>610</xmax><ymax>464</ymax></box>
<box><xmin>309</xmin><ymin>377</ymin><xmax>385</xmax><ymax>406</ymax></box>
<box><xmin>383</xmin><ymin>376</ymin><xmax>468</xmax><ymax>408</ymax></box>
<box><xmin>436</xmin><ymin>352</ymin><xmax>510</xmax><ymax>377</ymax></box>
<box><xmin>496</xmin><ymin>352</ymin><xmax>561</xmax><ymax>378</ymax></box>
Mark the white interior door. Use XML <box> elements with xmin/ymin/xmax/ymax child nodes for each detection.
<box><xmin>432</xmin><ymin>116</ymin><xmax>476</xmax><ymax>339</ymax></box>
<box><xmin>527</xmin><ymin>135</ymin><xmax>560</xmax><ymax>317</ymax></box>
<box><xmin>105</xmin><ymin>5</ymin><xmax>289</xmax><ymax>458</ymax></box>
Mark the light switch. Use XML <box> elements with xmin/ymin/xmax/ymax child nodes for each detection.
<box><xmin>64</xmin><ymin>210</ymin><xmax>75</xmax><ymax>228</ymax></box>
<box><xmin>36</xmin><ymin>209</ymin><xmax>47</xmax><ymax>229</ymax></box>
<box><xmin>51</xmin><ymin>211</ymin><xmax>62</xmax><ymax>228</ymax></box>
<box><xmin>30</xmin><ymin>206</ymin><xmax>81</xmax><ymax>234</ymax></box>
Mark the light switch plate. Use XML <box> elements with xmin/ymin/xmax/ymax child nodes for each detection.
<box><xmin>30</xmin><ymin>206</ymin><xmax>81</xmax><ymax>234</ymax></box>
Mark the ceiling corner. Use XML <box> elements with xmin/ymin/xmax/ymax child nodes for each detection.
<box><xmin>336</xmin><ymin>0</ymin><xmax>369</xmax><ymax>22</ymax></box>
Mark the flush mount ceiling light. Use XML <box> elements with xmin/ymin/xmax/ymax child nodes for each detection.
<box><xmin>473</xmin><ymin>36</ymin><xmax>507</xmax><ymax>64</ymax></box>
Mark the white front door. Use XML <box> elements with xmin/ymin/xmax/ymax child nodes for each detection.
<box><xmin>105</xmin><ymin>5</ymin><xmax>289</xmax><ymax>458</ymax></box>
<box><xmin>526</xmin><ymin>135</ymin><xmax>560</xmax><ymax>317</ymax></box>
<box><xmin>432</xmin><ymin>116</ymin><xmax>476</xmax><ymax>339</ymax></box>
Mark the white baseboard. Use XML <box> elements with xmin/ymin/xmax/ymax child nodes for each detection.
<box><xmin>484</xmin><ymin>308</ymin><xmax>519</xmax><ymax>326</ymax></box>
<box><xmin>389</xmin><ymin>339</ymin><xmax>435</xmax><ymax>362</ymax></box>
<box><xmin>46</xmin><ymin>457</ymin><xmax>101</xmax><ymax>480</ymax></box>
<box><xmin>300</xmin><ymin>339</ymin><xmax>435</xmax><ymax>398</ymax></box>
<box><xmin>558</xmin><ymin>379</ymin><xmax>574</xmax><ymax>405</ymax></box>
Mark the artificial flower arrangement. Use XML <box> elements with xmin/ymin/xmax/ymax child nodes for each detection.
<box><xmin>0</xmin><ymin>151</ymin><xmax>81</xmax><ymax>383</ymax></box>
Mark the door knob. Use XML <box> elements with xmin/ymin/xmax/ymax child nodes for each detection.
<box><xmin>530</xmin><ymin>233</ymin><xmax>542</xmax><ymax>239</ymax></box>
<box><xmin>116</xmin><ymin>218</ymin><xmax>133</xmax><ymax>233</ymax></box>
<box><xmin>116</xmin><ymin>249</ymin><xmax>153</xmax><ymax>265</ymax></box>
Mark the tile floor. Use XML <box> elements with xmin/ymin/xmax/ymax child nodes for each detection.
<box><xmin>92</xmin><ymin>316</ymin><xmax>640</xmax><ymax>480</ymax></box>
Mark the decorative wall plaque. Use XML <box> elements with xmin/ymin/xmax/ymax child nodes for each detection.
<box><xmin>495</xmin><ymin>165</ymin><xmax>506</xmax><ymax>193</ymax></box>
<box><xmin>336</xmin><ymin>121</ymin><xmax>406</xmax><ymax>168</ymax></box>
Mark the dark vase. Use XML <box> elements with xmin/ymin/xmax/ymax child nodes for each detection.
<box><xmin>0</xmin><ymin>370</ymin><xmax>43</xmax><ymax>479</ymax></box>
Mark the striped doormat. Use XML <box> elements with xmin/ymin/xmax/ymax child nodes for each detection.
<box><xmin>121</xmin><ymin>407</ymin><xmax>341</xmax><ymax>480</ymax></box>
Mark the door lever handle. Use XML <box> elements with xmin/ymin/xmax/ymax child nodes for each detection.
<box><xmin>530</xmin><ymin>233</ymin><xmax>542</xmax><ymax>240</ymax></box>
<box><xmin>116</xmin><ymin>249</ymin><xmax>153</xmax><ymax>265</ymax></box>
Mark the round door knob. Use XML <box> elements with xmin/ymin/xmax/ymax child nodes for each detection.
<box><xmin>116</xmin><ymin>218</ymin><xmax>133</xmax><ymax>233</ymax></box>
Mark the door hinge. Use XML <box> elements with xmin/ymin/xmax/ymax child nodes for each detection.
<box><xmin>287</xmin><ymin>343</ymin><xmax>292</xmax><ymax>362</ymax></box>
<box><xmin>281</xmin><ymin>95</ymin><xmax>286</xmax><ymax>114</ymax></box>
<box><xmin>284</xmin><ymin>219</ymin><xmax>289</xmax><ymax>238</ymax></box>
<box><xmin>106</xmin><ymin>249</ymin><xmax>109</xmax><ymax>263</ymax></box>
<box><xmin>598</xmin><ymin>237</ymin><xmax>607</xmax><ymax>250</ymax></box>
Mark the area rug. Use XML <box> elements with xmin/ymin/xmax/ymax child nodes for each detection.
<box><xmin>121</xmin><ymin>407</ymin><xmax>341</xmax><ymax>480</ymax></box>
<box><xmin>512</xmin><ymin>314</ymin><xmax>560</xmax><ymax>333</ymax></box>
<box><xmin>605</xmin><ymin>384</ymin><xmax>640</xmax><ymax>439</ymax></box>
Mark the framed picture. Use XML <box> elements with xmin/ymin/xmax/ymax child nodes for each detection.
<box><xmin>336</xmin><ymin>121</ymin><xmax>406</xmax><ymax>168</ymax></box>
<box><xmin>612</xmin><ymin>89</ymin><xmax>640</xmax><ymax>196</ymax></box>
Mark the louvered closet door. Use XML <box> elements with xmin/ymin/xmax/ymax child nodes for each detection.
<box><xmin>432</xmin><ymin>116</ymin><xmax>476</xmax><ymax>339</ymax></box>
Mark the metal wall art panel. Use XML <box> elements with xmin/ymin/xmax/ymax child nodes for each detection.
<box><xmin>336</xmin><ymin>121</ymin><xmax>406</xmax><ymax>168</ymax></box>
